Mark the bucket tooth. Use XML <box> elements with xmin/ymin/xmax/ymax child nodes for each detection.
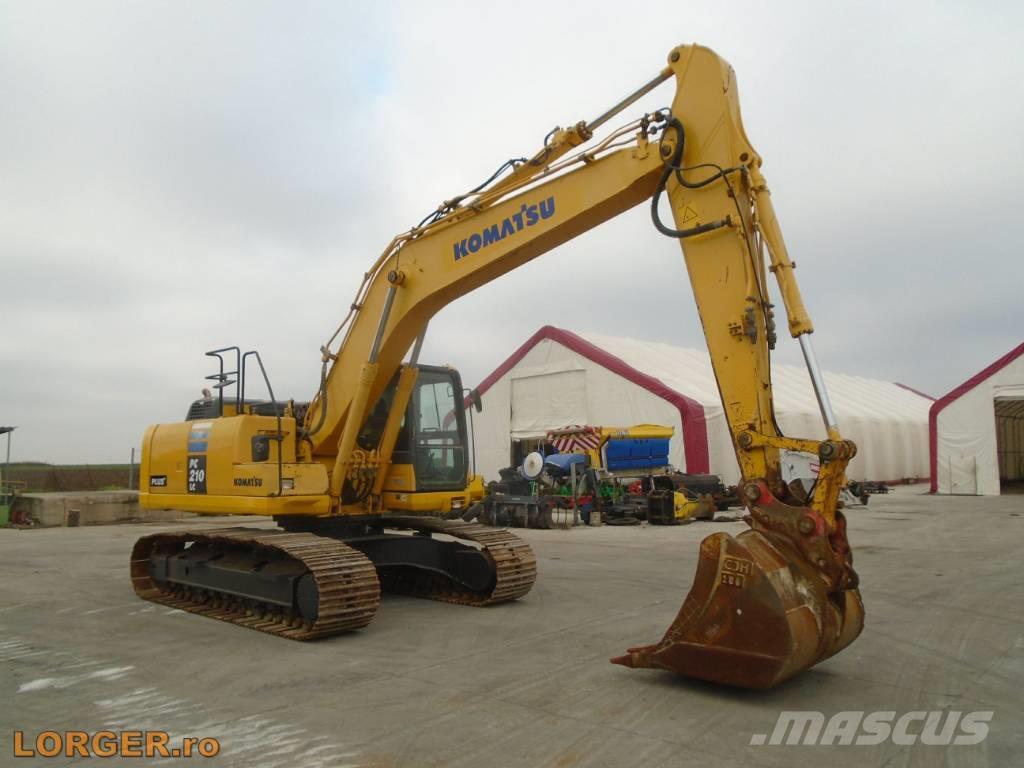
<box><xmin>611</xmin><ymin>529</ymin><xmax>864</xmax><ymax>689</ymax></box>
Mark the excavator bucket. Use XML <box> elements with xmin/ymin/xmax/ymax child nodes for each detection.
<box><xmin>611</xmin><ymin>526</ymin><xmax>864</xmax><ymax>689</ymax></box>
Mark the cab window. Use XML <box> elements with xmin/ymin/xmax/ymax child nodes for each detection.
<box><xmin>412</xmin><ymin>372</ymin><xmax>466</xmax><ymax>489</ymax></box>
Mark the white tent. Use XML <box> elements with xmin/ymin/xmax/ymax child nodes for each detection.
<box><xmin>470</xmin><ymin>326</ymin><xmax>933</xmax><ymax>486</ymax></box>
<box><xmin>930</xmin><ymin>342</ymin><xmax>1024</xmax><ymax>495</ymax></box>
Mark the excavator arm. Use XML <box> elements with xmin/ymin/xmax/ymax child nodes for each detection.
<box><xmin>299</xmin><ymin>44</ymin><xmax>865</xmax><ymax>687</ymax></box>
<box><xmin>284</xmin><ymin>44</ymin><xmax>864</xmax><ymax>687</ymax></box>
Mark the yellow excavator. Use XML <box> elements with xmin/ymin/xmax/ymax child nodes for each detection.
<box><xmin>133</xmin><ymin>44</ymin><xmax>864</xmax><ymax>689</ymax></box>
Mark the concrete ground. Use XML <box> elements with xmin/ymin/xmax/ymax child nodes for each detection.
<box><xmin>0</xmin><ymin>488</ymin><xmax>1021</xmax><ymax>768</ymax></box>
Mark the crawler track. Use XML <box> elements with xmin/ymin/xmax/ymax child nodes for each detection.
<box><xmin>130</xmin><ymin>528</ymin><xmax>381</xmax><ymax>640</ymax></box>
<box><xmin>380</xmin><ymin>516</ymin><xmax>537</xmax><ymax>605</ymax></box>
<box><xmin>130</xmin><ymin>519</ymin><xmax>535</xmax><ymax>640</ymax></box>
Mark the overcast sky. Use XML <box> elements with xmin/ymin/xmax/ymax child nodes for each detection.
<box><xmin>2</xmin><ymin>0</ymin><xmax>1022</xmax><ymax>464</ymax></box>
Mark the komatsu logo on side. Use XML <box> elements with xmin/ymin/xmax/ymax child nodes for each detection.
<box><xmin>233</xmin><ymin>477</ymin><xmax>263</xmax><ymax>488</ymax></box>
<box><xmin>453</xmin><ymin>196</ymin><xmax>556</xmax><ymax>261</ymax></box>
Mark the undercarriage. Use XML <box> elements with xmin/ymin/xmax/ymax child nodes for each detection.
<box><xmin>130</xmin><ymin>516</ymin><xmax>537</xmax><ymax>639</ymax></box>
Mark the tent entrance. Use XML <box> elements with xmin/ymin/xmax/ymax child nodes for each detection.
<box><xmin>995</xmin><ymin>397</ymin><xmax>1024</xmax><ymax>494</ymax></box>
<box><xmin>509</xmin><ymin>368</ymin><xmax>587</xmax><ymax>438</ymax></box>
<box><xmin>508</xmin><ymin>366</ymin><xmax>588</xmax><ymax>471</ymax></box>
<box><xmin>945</xmin><ymin>455</ymin><xmax>980</xmax><ymax>495</ymax></box>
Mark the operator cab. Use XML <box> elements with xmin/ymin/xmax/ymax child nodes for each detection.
<box><xmin>360</xmin><ymin>365</ymin><xmax>471</xmax><ymax>493</ymax></box>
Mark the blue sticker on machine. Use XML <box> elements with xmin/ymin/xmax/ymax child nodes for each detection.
<box><xmin>188</xmin><ymin>423</ymin><xmax>210</xmax><ymax>454</ymax></box>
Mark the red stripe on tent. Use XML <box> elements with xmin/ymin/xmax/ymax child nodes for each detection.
<box><xmin>928</xmin><ymin>341</ymin><xmax>1024</xmax><ymax>493</ymax></box>
<box><xmin>471</xmin><ymin>326</ymin><xmax>710</xmax><ymax>473</ymax></box>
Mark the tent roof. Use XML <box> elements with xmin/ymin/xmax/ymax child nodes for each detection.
<box><xmin>476</xmin><ymin>325</ymin><xmax>933</xmax><ymax>425</ymax></box>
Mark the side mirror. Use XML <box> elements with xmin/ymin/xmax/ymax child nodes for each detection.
<box><xmin>469</xmin><ymin>388</ymin><xmax>483</xmax><ymax>413</ymax></box>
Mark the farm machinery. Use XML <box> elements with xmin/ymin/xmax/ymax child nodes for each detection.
<box><xmin>467</xmin><ymin>425</ymin><xmax>737</xmax><ymax>528</ymax></box>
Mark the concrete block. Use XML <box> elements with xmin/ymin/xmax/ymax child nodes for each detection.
<box><xmin>12</xmin><ymin>491</ymin><xmax>195</xmax><ymax>527</ymax></box>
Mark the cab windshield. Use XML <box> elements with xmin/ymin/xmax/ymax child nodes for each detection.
<box><xmin>411</xmin><ymin>370</ymin><xmax>467</xmax><ymax>489</ymax></box>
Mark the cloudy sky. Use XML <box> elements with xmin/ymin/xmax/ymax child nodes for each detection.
<box><xmin>2</xmin><ymin>0</ymin><xmax>1022</xmax><ymax>464</ymax></box>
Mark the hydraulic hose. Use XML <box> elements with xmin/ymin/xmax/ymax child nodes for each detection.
<box><xmin>650</xmin><ymin>117</ymin><xmax>734</xmax><ymax>239</ymax></box>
